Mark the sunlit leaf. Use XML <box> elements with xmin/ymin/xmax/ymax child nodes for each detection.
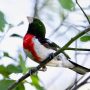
<box><xmin>19</xmin><ymin>54</ymin><xmax>28</xmax><ymax>74</ymax></box>
<box><xmin>80</xmin><ymin>35</ymin><xmax>90</xmax><ymax>42</ymax></box>
<box><xmin>59</xmin><ymin>0</ymin><xmax>75</xmax><ymax>11</ymax></box>
<box><xmin>31</xmin><ymin>74</ymin><xmax>45</xmax><ymax>90</ymax></box>
<box><xmin>0</xmin><ymin>11</ymin><xmax>7</xmax><ymax>32</ymax></box>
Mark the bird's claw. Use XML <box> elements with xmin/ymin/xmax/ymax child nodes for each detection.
<box><xmin>39</xmin><ymin>66</ymin><xmax>47</xmax><ymax>71</ymax></box>
<box><xmin>49</xmin><ymin>53</ymin><xmax>54</xmax><ymax>60</ymax></box>
<box><xmin>29</xmin><ymin>67</ymin><xmax>38</xmax><ymax>75</ymax></box>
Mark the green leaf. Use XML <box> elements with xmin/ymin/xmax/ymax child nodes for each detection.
<box><xmin>4</xmin><ymin>52</ymin><xmax>9</xmax><ymax>57</ymax></box>
<box><xmin>7</xmin><ymin>64</ymin><xmax>22</xmax><ymax>73</ymax></box>
<box><xmin>15</xmin><ymin>82</ymin><xmax>25</xmax><ymax>90</ymax></box>
<box><xmin>0</xmin><ymin>64</ymin><xmax>22</xmax><ymax>77</ymax></box>
<box><xmin>19</xmin><ymin>54</ymin><xmax>28</xmax><ymax>74</ymax></box>
<box><xmin>0</xmin><ymin>65</ymin><xmax>9</xmax><ymax>77</ymax></box>
<box><xmin>0</xmin><ymin>80</ymin><xmax>15</xmax><ymax>90</ymax></box>
<box><xmin>31</xmin><ymin>74</ymin><xmax>39</xmax><ymax>86</ymax></box>
<box><xmin>0</xmin><ymin>11</ymin><xmax>7</xmax><ymax>32</ymax></box>
<box><xmin>59</xmin><ymin>0</ymin><xmax>75</xmax><ymax>11</ymax></box>
<box><xmin>80</xmin><ymin>35</ymin><xmax>90</xmax><ymax>42</ymax></box>
<box><xmin>31</xmin><ymin>74</ymin><xmax>45</xmax><ymax>90</ymax></box>
<box><xmin>0</xmin><ymin>80</ymin><xmax>25</xmax><ymax>90</ymax></box>
<box><xmin>10</xmin><ymin>34</ymin><xmax>23</xmax><ymax>38</ymax></box>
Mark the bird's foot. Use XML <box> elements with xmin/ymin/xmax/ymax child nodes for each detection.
<box><xmin>49</xmin><ymin>53</ymin><xmax>54</xmax><ymax>60</ymax></box>
<box><xmin>29</xmin><ymin>67</ymin><xmax>38</xmax><ymax>75</ymax></box>
<box><xmin>39</xmin><ymin>66</ymin><xmax>47</xmax><ymax>72</ymax></box>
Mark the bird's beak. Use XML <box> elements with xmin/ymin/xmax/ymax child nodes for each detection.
<box><xmin>27</xmin><ymin>16</ymin><xmax>33</xmax><ymax>24</ymax></box>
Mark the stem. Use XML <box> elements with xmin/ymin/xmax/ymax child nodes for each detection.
<box><xmin>54</xmin><ymin>27</ymin><xmax>90</xmax><ymax>56</ymax></box>
<box><xmin>34</xmin><ymin>0</ymin><xmax>39</xmax><ymax>17</ymax></box>
<box><xmin>72</xmin><ymin>76</ymin><xmax>90</xmax><ymax>90</ymax></box>
<box><xmin>76</xmin><ymin>0</ymin><xmax>90</xmax><ymax>24</ymax></box>
<box><xmin>66</xmin><ymin>47</ymin><xmax>90</xmax><ymax>51</ymax></box>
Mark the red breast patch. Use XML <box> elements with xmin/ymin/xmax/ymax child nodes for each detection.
<box><xmin>23</xmin><ymin>34</ymin><xmax>41</xmax><ymax>62</ymax></box>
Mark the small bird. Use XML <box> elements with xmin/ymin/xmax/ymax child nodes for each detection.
<box><xmin>23</xmin><ymin>17</ymin><xmax>90</xmax><ymax>75</ymax></box>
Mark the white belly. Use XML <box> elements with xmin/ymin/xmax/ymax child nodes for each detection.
<box><xmin>31</xmin><ymin>38</ymin><xmax>64</xmax><ymax>67</ymax></box>
<box><xmin>33</xmin><ymin>38</ymin><xmax>51</xmax><ymax>61</ymax></box>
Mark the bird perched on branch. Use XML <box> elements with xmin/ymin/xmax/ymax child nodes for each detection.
<box><xmin>23</xmin><ymin>17</ymin><xmax>90</xmax><ymax>75</ymax></box>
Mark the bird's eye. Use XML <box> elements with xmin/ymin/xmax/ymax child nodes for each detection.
<box><xmin>27</xmin><ymin>16</ymin><xmax>34</xmax><ymax>24</ymax></box>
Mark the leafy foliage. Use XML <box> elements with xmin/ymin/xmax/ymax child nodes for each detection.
<box><xmin>31</xmin><ymin>74</ymin><xmax>45</xmax><ymax>90</ymax></box>
<box><xmin>19</xmin><ymin>54</ymin><xmax>28</xmax><ymax>74</ymax></box>
<box><xmin>0</xmin><ymin>80</ymin><xmax>25</xmax><ymax>90</ymax></box>
<box><xmin>0</xmin><ymin>11</ymin><xmax>7</xmax><ymax>32</ymax></box>
<box><xmin>59</xmin><ymin>0</ymin><xmax>75</xmax><ymax>11</ymax></box>
<box><xmin>0</xmin><ymin>80</ymin><xmax>15</xmax><ymax>90</ymax></box>
<box><xmin>80</xmin><ymin>35</ymin><xmax>90</xmax><ymax>42</ymax></box>
<box><xmin>15</xmin><ymin>83</ymin><xmax>25</xmax><ymax>90</ymax></box>
<box><xmin>0</xmin><ymin>65</ymin><xmax>9</xmax><ymax>77</ymax></box>
<box><xmin>7</xmin><ymin>64</ymin><xmax>22</xmax><ymax>74</ymax></box>
<box><xmin>0</xmin><ymin>64</ymin><xmax>22</xmax><ymax>78</ymax></box>
<box><xmin>0</xmin><ymin>52</ymin><xmax>44</xmax><ymax>89</ymax></box>
<box><xmin>19</xmin><ymin>54</ymin><xmax>45</xmax><ymax>90</ymax></box>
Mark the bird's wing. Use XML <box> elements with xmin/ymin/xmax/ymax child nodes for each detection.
<box><xmin>43</xmin><ymin>38</ymin><xmax>59</xmax><ymax>50</ymax></box>
<box><xmin>44</xmin><ymin>38</ymin><xmax>90</xmax><ymax>75</ymax></box>
<box><xmin>38</xmin><ymin>38</ymin><xmax>90</xmax><ymax>75</ymax></box>
<box><xmin>43</xmin><ymin>38</ymin><xmax>70</xmax><ymax>59</ymax></box>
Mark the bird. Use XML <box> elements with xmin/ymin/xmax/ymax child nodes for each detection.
<box><xmin>23</xmin><ymin>17</ymin><xmax>90</xmax><ymax>75</ymax></box>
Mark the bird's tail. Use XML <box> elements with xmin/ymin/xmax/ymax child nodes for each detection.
<box><xmin>46</xmin><ymin>53</ymin><xmax>90</xmax><ymax>75</ymax></box>
<box><xmin>68</xmin><ymin>60</ymin><xmax>90</xmax><ymax>75</ymax></box>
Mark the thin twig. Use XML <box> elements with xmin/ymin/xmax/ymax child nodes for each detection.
<box><xmin>39</xmin><ymin>0</ymin><xmax>49</xmax><ymax>10</ymax></box>
<box><xmin>49</xmin><ymin>15</ymin><xmax>68</xmax><ymax>37</ymax></box>
<box><xmin>77</xmin><ymin>52</ymin><xmax>90</xmax><ymax>55</ymax></box>
<box><xmin>82</xmin><ymin>51</ymin><xmax>90</xmax><ymax>65</ymax></box>
<box><xmin>74</xmin><ymin>41</ymin><xmax>78</xmax><ymax>88</ymax></box>
<box><xmin>72</xmin><ymin>76</ymin><xmax>90</xmax><ymax>90</ymax></box>
<box><xmin>8</xmin><ymin>27</ymin><xmax>90</xmax><ymax>90</ymax></box>
<box><xmin>66</xmin><ymin>47</ymin><xmax>90</xmax><ymax>51</ymax></box>
<box><xmin>34</xmin><ymin>0</ymin><xmax>39</xmax><ymax>17</ymax></box>
<box><xmin>0</xmin><ymin>24</ymin><xmax>13</xmax><ymax>42</ymax></box>
<box><xmin>54</xmin><ymin>27</ymin><xmax>90</xmax><ymax>56</ymax></box>
<box><xmin>68</xmin><ymin>72</ymin><xmax>90</xmax><ymax>90</ymax></box>
<box><xmin>76</xmin><ymin>0</ymin><xmax>90</xmax><ymax>24</ymax></box>
<box><xmin>49</xmin><ymin>22</ymin><xmax>62</xmax><ymax>37</ymax></box>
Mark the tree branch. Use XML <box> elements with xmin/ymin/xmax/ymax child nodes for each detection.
<box><xmin>8</xmin><ymin>26</ymin><xmax>90</xmax><ymax>90</ymax></box>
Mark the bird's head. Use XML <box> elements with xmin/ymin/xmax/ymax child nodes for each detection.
<box><xmin>27</xmin><ymin>17</ymin><xmax>46</xmax><ymax>38</ymax></box>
